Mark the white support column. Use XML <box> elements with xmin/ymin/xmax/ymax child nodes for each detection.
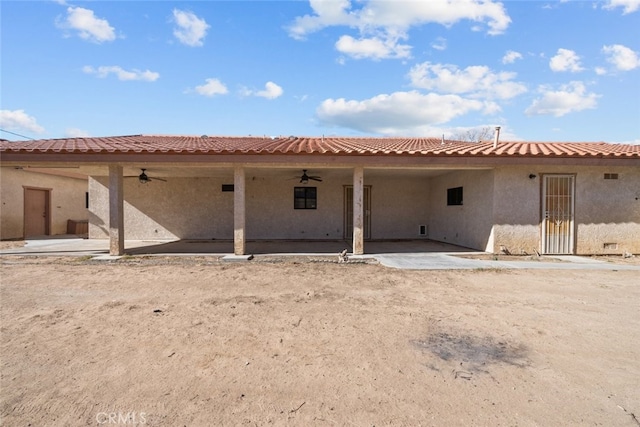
<box><xmin>353</xmin><ymin>166</ymin><xmax>364</xmax><ymax>255</ymax></box>
<box><xmin>108</xmin><ymin>164</ymin><xmax>125</xmax><ymax>256</ymax></box>
<box><xmin>233</xmin><ymin>165</ymin><xmax>246</xmax><ymax>255</ymax></box>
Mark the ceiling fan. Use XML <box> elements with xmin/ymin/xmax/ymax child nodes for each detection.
<box><xmin>126</xmin><ymin>168</ymin><xmax>167</xmax><ymax>184</ymax></box>
<box><xmin>296</xmin><ymin>169</ymin><xmax>322</xmax><ymax>184</ymax></box>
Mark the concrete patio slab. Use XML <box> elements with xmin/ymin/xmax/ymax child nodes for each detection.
<box><xmin>1</xmin><ymin>237</ymin><xmax>638</xmax><ymax>270</ymax></box>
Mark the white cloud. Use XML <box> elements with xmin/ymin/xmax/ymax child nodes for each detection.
<box><xmin>289</xmin><ymin>0</ymin><xmax>511</xmax><ymax>38</ymax></box>
<box><xmin>255</xmin><ymin>82</ymin><xmax>284</xmax><ymax>99</ymax></box>
<box><xmin>287</xmin><ymin>0</ymin><xmax>356</xmax><ymax>40</ymax></box>
<box><xmin>193</xmin><ymin>78</ymin><xmax>228</xmax><ymax>97</ymax></box>
<box><xmin>65</xmin><ymin>128</ymin><xmax>91</xmax><ymax>138</ymax></box>
<box><xmin>56</xmin><ymin>6</ymin><xmax>116</xmax><ymax>43</ymax></box>
<box><xmin>431</xmin><ymin>37</ymin><xmax>447</xmax><ymax>51</ymax></box>
<box><xmin>525</xmin><ymin>81</ymin><xmax>599</xmax><ymax>117</ymax></box>
<box><xmin>172</xmin><ymin>9</ymin><xmax>209</xmax><ymax>47</ymax></box>
<box><xmin>240</xmin><ymin>82</ymin><xmax>284</xmax><ymax>99</ymax></box>
<box><xmin>615</xmin><ymin>138</ymin><xmax>640</xmax><ymax>145</ymax></box>
<box><xmin>502</xmin><ymin>50</ymin><xmax>522</xmax><ymax>64</ymax></box>
<box><xmin>0</xmin><ymin>110</ymin><xmax>45</xmax><ymax>134</ymax></box>
<box><xmin>408</xmin><ymin>62</ymin><xmax>527</xmax><ymax>100</ymax></box>
<box><xmin>335</xmin><ymin>33</ymin><xmax>411</xmax><ymax>60</ymax></box>
<box><xmin>602</xmin><ymin>44</ymin><xmax>640</xmax><ymax>71</ymax></box>
<box><xmin>83</xmin><ymin>66</ymin><xmax>159</xmax><ymax>82</ymax></box>
<box><xmin>287</xmin><ymin>0</ymin><xmax>511</xmax><ymax>60</ymax></box>
<box><xmin>316</xmin><ymin>91</ymin><xmax>498</xmax><ymax>135</ymax></box>
<box><xmin>603</xmin><ymin>0</ymin><xmax>640</xmax><ymax>13</ymax></box>
<box><xmin>549</xmin><ymin>48</ymin><xmax>584</xmax><ymax>72</ymax></box>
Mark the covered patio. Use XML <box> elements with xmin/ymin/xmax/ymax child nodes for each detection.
<box><xmin>0</xmin><ymin>236</ymin><xmax>473</xmax><ymax>257</ymax></box>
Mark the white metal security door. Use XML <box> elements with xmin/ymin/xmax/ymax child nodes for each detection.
<box><xmin>542</xmin><ymin>175</ymin><xmax>575</xmax><ymax>254</ymax></box>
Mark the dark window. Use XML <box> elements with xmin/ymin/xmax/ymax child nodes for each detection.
<box><xmin>85</xmin><ymin>192</ymin><xmax>89</xmax><ymax>209</ymax></box>
<box><xmin>294</xmin><ymin>187</ymin><xmax>317</xmax><ymax>209</ymax></box>
<box><xmin>221</xmin><ymin>184</ymin><xmax>234</xmax><ymax>192</ymax></box>
<box><xmin>447</xmin><ymin>187</ymin><xmax>463</xmax><ymax>205</ymax></box>
<box><xmin>604</xmin><ymin>173</ymin><xmax>619</xmax><ymax>180</ymax></box>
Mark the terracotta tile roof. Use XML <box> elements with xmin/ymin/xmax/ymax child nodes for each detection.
<box><xmin>1</xmin><ymin>134</ymin><xmax>639</xmax><ymax>158</ymax></box>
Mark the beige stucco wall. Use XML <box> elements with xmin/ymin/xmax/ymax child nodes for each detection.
<box><xmin>0</xmin><ymin>167</ymin><xmax>88</xmax><ymax>240</ymax></box>
<box><xmin>490</xmin><ymin>165</ymin><xmax>640</xmax><ymax>255</ymax></box>
<box><xmin>573</xmin><ymin>166</ymin><xmax>640</xmax><ymax>254</ymax></box>
<box><xmin>247</xmin><ymin>171</ymin><xmax>428</xmax><ymax>239</ymax></box>
<box><xmin>89</xmin><ymin>173</ymin><xmax>432</xmax><ymax>241</ymax></box>
<box><xmin>245</xmin><ymin>175</ymin><xmax>343</xmax><ymax>240</ymax></box>
<box><xmin>247</xmin><ymin>174</ymin><xmax>432</xmax><ymax>240</ymax></box>
<box><xmin>490</xmin><ymin>167</ymin><xmax>542</xmax><ymax>254</ymax></box>
<box><xmin>89</xmin><ymin>176</ymin><xmax>234</xmax><ymax>240</ymax></box>
<box><xmin>427</xmin><ymin>169</ymin><xmax>495</xmax><ymax>251</ymax></box>
<box><xmin>367</xmin><ymin>175</ymin><xmax>430</xmax><ymax>239</ymax></box>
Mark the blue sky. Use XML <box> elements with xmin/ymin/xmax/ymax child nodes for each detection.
<box><xmin>1</xmin><ymin>0</ymin><xmax>639</xmax><ymax>143</ymax></box>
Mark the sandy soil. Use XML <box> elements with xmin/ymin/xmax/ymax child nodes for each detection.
<box><xmin>1</xmin><ymin>255</ymin><xmax>639</xmax><ymax>426</ymax></box>
<box><xmin>0</xmin><ymin>240</ymin><xmax>25</xmax><ymax>250</ymax></box>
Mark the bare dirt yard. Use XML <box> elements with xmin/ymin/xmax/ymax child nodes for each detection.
<box><xmin>1</xmin><ymin>254</ymin><xmax>639</xmax><ymax>426</ymax></box>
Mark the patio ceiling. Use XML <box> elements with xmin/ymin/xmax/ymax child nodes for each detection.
<box><xmin>17</xmin><ymin>164</ymin><xmax>484</xmax><ymax>180</ymax></box>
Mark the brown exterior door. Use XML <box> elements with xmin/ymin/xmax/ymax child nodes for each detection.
<box><xmin>24</xmin><ymin>188</ymin><xmax>50</xmax><ymax>237</ymax></box>
<box><xmin>344</xmin><ymin>185</ymin><xmax>371</xmax><ymax>240</ymax></box>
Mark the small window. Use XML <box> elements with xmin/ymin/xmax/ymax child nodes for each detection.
<box><xmin>294</xmin><ymin>187</ymin><xmax>317</xmax><ymax>209</ymax></box>
<box><xmin>604</xmin><ymin>173</ymin><xmax>618</xmax><ymax>180</ymax></box>
<box><xmin>447</xmin><ymin>187</ymin><xmax>463</xmax><ymax>206</ymax></box>
<box><xmin>221</xmin><ymin>184</ymin><xmax>234</xmax><ymax>192</ymax></box>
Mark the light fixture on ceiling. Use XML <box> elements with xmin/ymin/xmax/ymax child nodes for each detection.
<box><xmin>134</xmin><ymin>168</ymin><xmax>166</xmax><ymax>184</ymax></box>
<box><xmin>139</xmin><ymin>169</ymin><xmax>150</xmax><ymax>184</ymax></box>
<box><xmin>299</xmin><ymin>169</ymin><xmax>322</xmax><ymax>184</ymax></box>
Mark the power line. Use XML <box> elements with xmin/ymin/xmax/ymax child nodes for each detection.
<box><xmin>0</xmin><ymin>128</ymin><xmax>35</xmax><ymax>140</ymax></box>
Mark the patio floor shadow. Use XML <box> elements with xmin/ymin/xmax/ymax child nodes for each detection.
<box><xmin>123</xmin><ymin>239</ymin><xmax>477</xmax><ymax>256</ymax></box>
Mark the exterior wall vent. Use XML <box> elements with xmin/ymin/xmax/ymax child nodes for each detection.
<box><xmin>419</xmin><ymin>225</ymin><xmax>428</xmax><ymax>236</ymax></box>
<box><xmin>221</xmin><ymin>184</ymin><xmax>234</xmax><ymax>192</ymax></box>
<box><xmin>603</xmin><ymin>243</ymin><xmax>618</xmax><ymax>250</ymax></box>
<box><xmin>604</xmin><ymin>173</ymin><xmax>619</xmax><ymax>180</ymax></box>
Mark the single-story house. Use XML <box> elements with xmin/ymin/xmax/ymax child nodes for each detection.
<box><xmin>1</xmin><ymin>133</ymin><xmax>638</xmax><ymax>256</ymax></box>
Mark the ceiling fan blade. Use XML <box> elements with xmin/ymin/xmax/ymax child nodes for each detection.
<box><xmin>151</xmin><ymin>177</ymin><xmax>167</xmax><ymax>182</ymax></box>
<box><xmin>310</xmin><ymin>177</ymin><xmax>322</xmax><ymax>182</ymax></box>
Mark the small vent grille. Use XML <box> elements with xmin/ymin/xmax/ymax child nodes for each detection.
<box><xmin>419</xmin><ymin>225</ymin><xmax>428</xmax><ymax>236</ymax></box>
<box><xmin>221</xmin><ymin>184</ymin><xmax>234</xmax><ymax>192</ymax></box>
<box><xmin>604</xmin><ymin>173</ymin><xmax>619</xmax><ymax>180</ymax></box>
<box><xmin>603</xmin><ymin>243</ymin><xmax>618</xmax><ymax>250</ymax></box>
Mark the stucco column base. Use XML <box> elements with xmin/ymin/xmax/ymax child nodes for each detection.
<box><xmin>223</xmin><ymin>254</ymin><xmax>254</xmax><ymax>262</ymax></box>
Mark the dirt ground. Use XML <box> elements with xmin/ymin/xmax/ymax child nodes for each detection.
<box><xmin>1</xmin><ymin>255</ymin><xmax>639</xmax><ymax>426</ymax></box>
